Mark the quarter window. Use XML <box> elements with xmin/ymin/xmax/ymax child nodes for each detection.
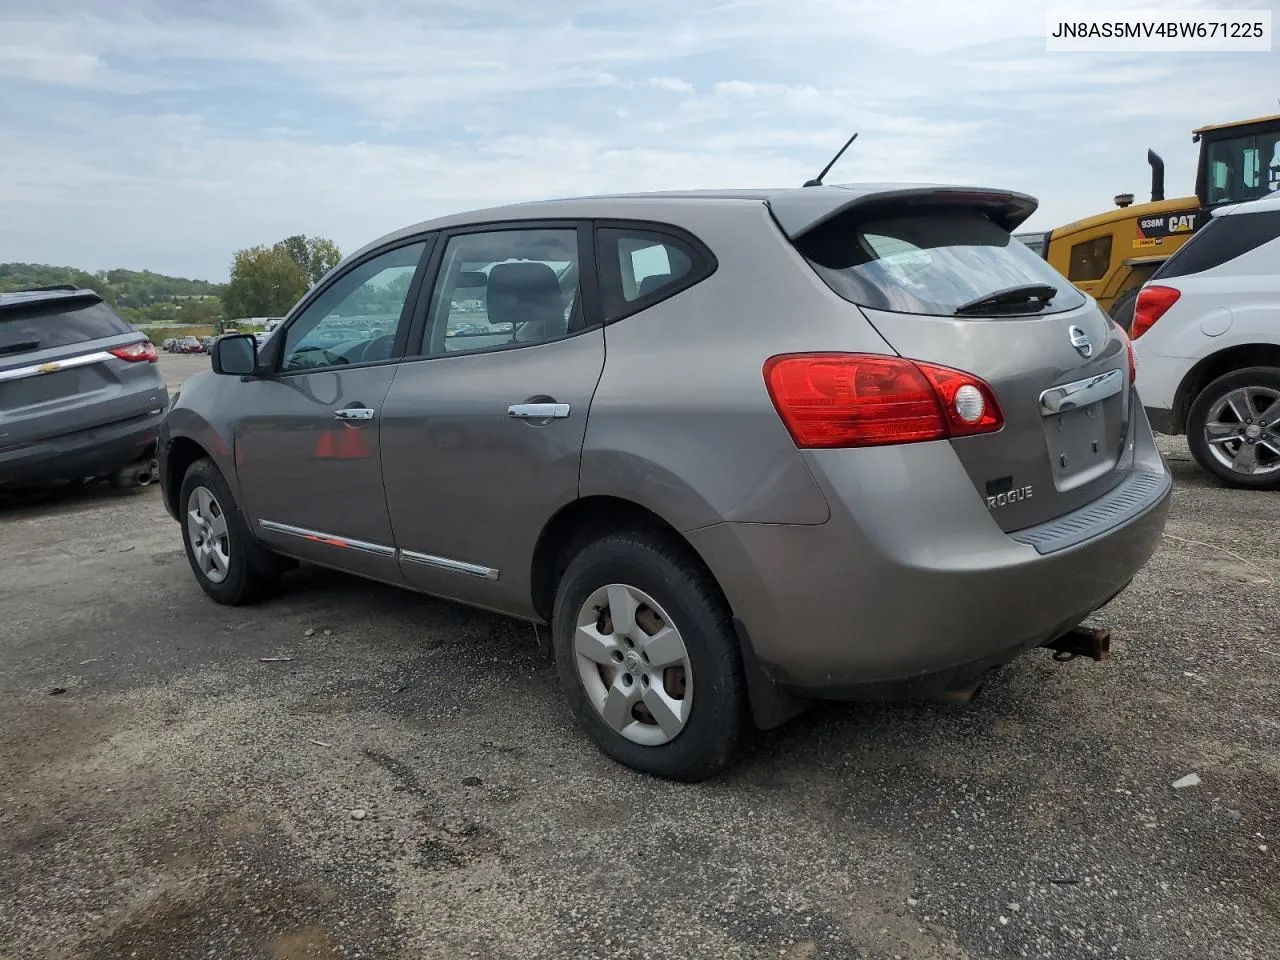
<box><xmin>281</xmin><ymin>241</ymin><xmax>427</xmax><ymax>372</ymax></box>
<box><xmin>423</xmin><ymin>229</ymin><xmax>582</xmax><ymax>356</ymax></box>
<box><xmin>596</xmin><ymin>227</ymin><xmax>709</xmax><ymax>320</ymax></box>
<box><xmin>1067</xmin><ymin>236</ymin><xmax>1112</xmax><ymax>282</ymax></box>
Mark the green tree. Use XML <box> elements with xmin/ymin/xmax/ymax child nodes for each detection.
<box><xmin>225</xmin><ymin>246</ymin><xmax>310</xmax><ymax>319</ymax></box>
<box><xmin>275</xmin><ymin>235</ymin><xmax>343</xmax><ymax>285</ymax></box>
<box><xmin>180</xmin><ymin>297</ymin><xmax>224</xmax><ymax>326</ymax></box>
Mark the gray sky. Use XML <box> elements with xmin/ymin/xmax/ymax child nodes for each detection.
<box><xmin>2</xmin><ymin>0</ymin><xmax>1277</xmax><ymax>280</ymax></box>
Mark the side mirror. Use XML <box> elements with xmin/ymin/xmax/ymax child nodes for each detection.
<box><xmin>211</xmin><ymin>334</ymin><xmax>258</xmax><ymax>376</ymax></box>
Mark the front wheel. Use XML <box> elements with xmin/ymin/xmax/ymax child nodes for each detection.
<box><xmin>1186</xmin><ymin>367</ymin><xmax>1280</xmax><ymax>490</ymax></box>
<box><xmin>179</xmin><ymin>457</ymin><xmax>281</xmax><ymax>604</ymax></box>
<box><xmin>551</xmin><ymin>532</ymin><xmax>746</xmax><ymax>782</ymax></box>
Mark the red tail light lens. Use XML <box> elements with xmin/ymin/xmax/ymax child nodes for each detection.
<box><xmin>1131</xmin><ymin>285</ymin><xmax>1180</xmax><ymax>340</ymax></box>
<box><xmin>110</xmin><ymin>342</ymin><xmax>159</xmax><ymax>363</ymax></box>
<box><xmin>763</xmin><ymin>353</ymin><xmax>1004</xmax><ymax>448</ymax></box>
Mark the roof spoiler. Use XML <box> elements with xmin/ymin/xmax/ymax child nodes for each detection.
<box><xmin>767</xmin><ymin>185</ymin><xmax>1040</xmax><ymax>239</ymax></box>
<box><xmin>0</xmin><ymin>288</ymin><xmax>104</xmax><ymax>313</ymax></box>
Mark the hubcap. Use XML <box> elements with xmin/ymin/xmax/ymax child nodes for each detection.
<box><xmin>186</xmin><ymin>485</ymin><xmax>231</xmax><ymax>583</ymax></box>
<box><xmin>1204</xmin><ymin>386</ymin><xmax>1280</xmax><ymax>477</ymax></box>
<box><xmin>574</xmin><ymin>583</ymin><xmax>693</xmax><ymax>747</ymax></box>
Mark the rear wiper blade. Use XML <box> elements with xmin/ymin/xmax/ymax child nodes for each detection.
<box><xmin>0</xmin><ymin>339</ymin><xmax>41</xmax><ymax>356</ymax></box>
<box><xmin>955</xmin><ymin>284</ymin><xmax>1058</xmax><ymax>316</ymax></box>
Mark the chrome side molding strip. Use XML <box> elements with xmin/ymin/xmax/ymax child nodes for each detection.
<box><xmin>258</xmin><ymin>519</ymin><xmax>397</xmax><ymax>558</ymax></box>
<box><xmin>258</xmin><ymin>520</ymin><xmax>499</xmax><ymax>580</ymax></box>
<box><xmin>1040</xmin><ymin>368</ymin><xmax>1124</xmax><ymax>416</ymax></box>
<box><xmin>399</xmin><ymin>548</ymin><xmax>500</xmax><ymax>581</ymax></box>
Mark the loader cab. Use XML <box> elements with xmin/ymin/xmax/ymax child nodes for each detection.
<box><xmin>1194</xmin><ymin>114</ymin><xmax>1280</xmax><ymax>208</ymax></box>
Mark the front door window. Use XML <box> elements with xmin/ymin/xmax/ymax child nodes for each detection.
<box><xmin>281</xmin><ymin>242</ymin><xmax>427</xmax><ymax>371</ymax></box>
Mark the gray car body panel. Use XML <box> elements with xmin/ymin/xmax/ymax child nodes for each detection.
<box><xmin>381</xmin><ymin>330</ymin><xmax>607</xmax><ymax>618</ymax></box>
<box><xmin>0</xmin><ymin>291</ymin><xmax>168</xmax><ymax>485</ymax></box>
<box><xmin>160</xmin><ymin>182</ymin><xmax>1171</xmax><ymax>701</ymax></box>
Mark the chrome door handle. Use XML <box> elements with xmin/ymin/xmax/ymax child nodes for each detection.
<box><xmin>333</xmin><ymin>407</ymin><xmax>375</xmax><ymax>421</ymax></box>
<box><xmin>507</xmin><ymin>402</ymin><xmax>570</xmax><ymax>419</ymax></box>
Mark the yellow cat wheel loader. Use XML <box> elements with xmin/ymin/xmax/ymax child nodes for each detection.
<box><xmin>1017</xmin><ymin>114</ymin><xmax>1280</xmax><ymax>331</ymax></box>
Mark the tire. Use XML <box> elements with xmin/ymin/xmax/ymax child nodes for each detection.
<box><xmin>551</xmin><ymin>532</ymin><xmax>747</xmax><ymax>782</ymax></box>
<box><xmin>1108</xmin><ymin>287</ymin><xmax>1139</xmax><ymax>334</ymax></box>
<box><xmin>1186</xmin><ymin>366</ymin><xmax>1280</xmax><ymax>490</ymax></box>
<box><xmin>178</xmin><ymin>457</ymin><xmax>281</xmax><ymax>604</ymax></box>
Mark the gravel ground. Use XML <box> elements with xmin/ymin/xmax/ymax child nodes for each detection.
<box><xmin>1</xmin><ymin>353</ymin><xmax>1277</xmax><ymax>960</ymax></box>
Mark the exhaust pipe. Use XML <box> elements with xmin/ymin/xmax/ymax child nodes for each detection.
<box><xmin>1043</xmin><ymin>626</ymin><xmax>1111</xmax><ymax>663</ymax></box>
<box><xmin>1147</xmin><ymin>149</ymin><xmax>1165</xmax><ymax>202</ymax></box>
<box><xmin>111</xmin><ymin>457</ymin><xmax>159</xmax><ymax>489</ymax></box>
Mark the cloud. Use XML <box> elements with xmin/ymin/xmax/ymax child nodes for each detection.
<box><xmin>647</xmin><ymin>77</ymin><xmax>694</xmax><ymax>94</ymax></box>
<box><xmin>0</xmin><ymin>0</ymin><xmax>1274</xmax><ymax>277</ymax></box>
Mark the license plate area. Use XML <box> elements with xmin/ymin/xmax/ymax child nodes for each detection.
<box><xmin>1</xmin><ymin>369</ymin><xmax>84</xmax><ymax>410</ymax></box>
<box><xmin>1044</xmin><ymin>395</ymin><xmax>1121</xmax><ymax>491</ymax></box>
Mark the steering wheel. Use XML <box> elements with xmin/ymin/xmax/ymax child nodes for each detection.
<box><xmin>359</xmin><ymin>334</ymin><xmax>396</xmax><ymax>364</ymax></box>
<box><xmin>285</xmin><ymin>347</ymin><xmax>349</xmax><ymax>371</ymax></box>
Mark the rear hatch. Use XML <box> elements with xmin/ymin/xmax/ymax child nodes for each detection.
<box><xmin>0</xmin><ymin>293</ymin><xmax>167</xmax><ymax>452</ymax></box>
<box><xmin>774</xmin><ymin>189</ymin><xmax>1134</xmax><ymax>532</ymax></box>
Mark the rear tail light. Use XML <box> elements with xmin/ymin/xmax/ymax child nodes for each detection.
<box><xmin>763</xmin><ymin>353</ymin><xmax>1004</xmax><ymax>449</ymax></box>
<box><xmin>110</xmin><ymin>342</ymin><xmax>159</xmax><ymax>363</ymax></box>
<box><xmin>1131</xmin><ymin>285</ymin><xmax>1180</xmax><ymax>340</ymax></box>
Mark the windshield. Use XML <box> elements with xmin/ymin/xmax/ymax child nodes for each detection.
<box><xmin>796</xmin><ymin>210</ymin><xmax>1085</xmax><ymax>317</ymax></box>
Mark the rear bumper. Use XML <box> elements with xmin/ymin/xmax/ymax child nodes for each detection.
<box><xmin>688</xmin><ymin>415</ymin><xmax>1171</xmax><ymax>698</ymax></box>
<box><xmin>0</xmin><ymin>411</ymin><xmax>164</xmax><ymax>486</ymax></box>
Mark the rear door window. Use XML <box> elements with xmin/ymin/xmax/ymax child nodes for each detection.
<box><xmin>796</xmin><ymin>210</ymin><xmax>1086</xmax><ymax>317</ymax></box>
<box><xmin>421</xmin><ymin>227</ymin><xmax>584</xmax><ymax>356</ymax></box>
<box><xmin>1151</xmin><ymin>209</ymin><xmax>1280</xmax><ymax>279</ymax></box>
<box><xmin>0</xmin><ymin>298</ymin><xmax>131</xmax><ymax>357</ymax></box>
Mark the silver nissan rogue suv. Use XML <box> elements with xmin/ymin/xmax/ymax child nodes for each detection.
<box><xmin>159</xmin><ymin>184</ymin><xmax>1172</xmax><ymax>780</ymax></box>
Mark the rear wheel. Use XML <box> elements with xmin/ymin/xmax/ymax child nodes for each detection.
<box><xmin>179</xmin><ymin>457</ymin><xmax>281</xmax><ymax>604</ymax></box>
<box><xmin>1186</xmin><ymin>367</ymin><xmax>1280</xmax><ymax>490</ymax></box>
<box><xmin>551</xmin><ymin>532</ymin><xmax>746</xmax><ymax>782</ymax></box>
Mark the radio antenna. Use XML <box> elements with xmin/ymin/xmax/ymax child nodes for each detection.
<box><xmin>803</xmin><ymin>131</ymin><xmax>858</xmax><ymax>187</ymax></box>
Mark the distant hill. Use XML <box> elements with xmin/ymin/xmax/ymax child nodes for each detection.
<box><xmin>0</xmin><ymin>262</ymin><xmax>227</xmax><ymax>325</ymax></box>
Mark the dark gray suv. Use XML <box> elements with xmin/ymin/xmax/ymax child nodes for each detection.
<box><xmin>160</xmin><ymin>184</ymin><xmax>1172</xmax><ymax>780</ymax></box>
<box><xmin>1</xmin><ymin>287</ymin><xmax>168</xmax><ymax>490</ymax></box>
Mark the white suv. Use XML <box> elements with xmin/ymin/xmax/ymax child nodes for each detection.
<box><xmin>1133</xmin><ymin>191</ymin><xmax>1280</xmax><ymax>489</ymax></box>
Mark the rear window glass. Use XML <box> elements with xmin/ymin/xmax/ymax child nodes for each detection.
<box><xmin>0</xmin><ymin>298</ymin><xmax>131</xmax><ymax>356</ymax></box>
<box><xmin>796</xmin><ymin>211</ymin><xmax>1086</xmax><ymax>317</ymax></box>
<box><xmin>1151</xmin><ymin>209</ymin><xmax>1280</xmax><ymax>280</ymax></box>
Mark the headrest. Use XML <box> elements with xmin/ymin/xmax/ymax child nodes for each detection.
<box><xmin>637</xmin><ymin>273</ymin><xmax>672</xmax><ymax>297</ymax></box>
<box><xmin>486</xmin><ymin>261</ymin><xmax>562</xmax><ymax>327</ymax></box>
